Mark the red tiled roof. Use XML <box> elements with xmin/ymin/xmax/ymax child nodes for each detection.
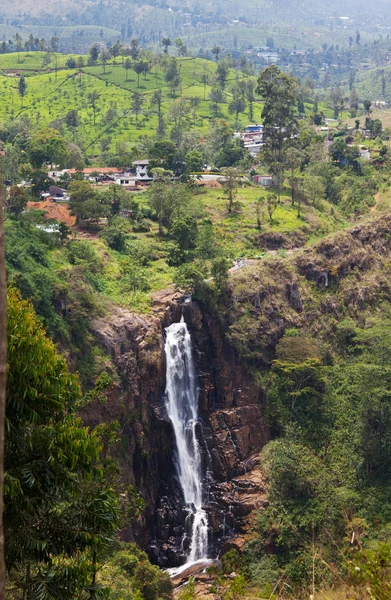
<box><xmin>65</xmin><ymin>167</ymin><xmax>121</xmax><ymax>174</ymax></box>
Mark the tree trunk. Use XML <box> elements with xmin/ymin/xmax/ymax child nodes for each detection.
<box><xmin>0</xmin><ymin>154</ymin><xmax>7</xmax><ymax>600</ymax></box>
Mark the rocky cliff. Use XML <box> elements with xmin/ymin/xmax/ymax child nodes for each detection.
<box><xmin>80</xmin><ymin>289</ymin><xmax>269</xmax><ymax>567</ymax></box>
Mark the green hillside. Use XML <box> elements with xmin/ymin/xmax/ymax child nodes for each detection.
<box><xmin>0</xmin><ymin>53</ymin><xmax>265</xmax><ymax>156</ymax></box>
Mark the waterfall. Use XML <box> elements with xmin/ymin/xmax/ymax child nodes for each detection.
<box><xmin>164</xmin><ymin>317</ymin><xmax>208</xmax><ymax>564</ymax></box>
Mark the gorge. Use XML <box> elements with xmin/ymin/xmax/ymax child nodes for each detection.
<box><xmin>82</xmin><ymin>290</ymin><xmax>270</xmax><ymax>569</ymax></box>
<box><xmin>78</xmin><ymin>213</ymin><xmax>391</xmax><ymax>571</ymax></box>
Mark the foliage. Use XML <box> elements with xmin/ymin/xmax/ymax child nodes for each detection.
<box><xmin>5</xmin><ymin>288</ymin><xmax>120</xmax><ymax>598</ymax></box>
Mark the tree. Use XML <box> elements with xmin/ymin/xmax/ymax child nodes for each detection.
<box><xmin>221</xmin><ymin>167</ymin><xmax>241</xmax><ymax>213</ymax></box>
<box><xmin>68</xmin><ymin>180</ymin><xmax>96</xmax><ymax>224</ymax></box>
<box><xmin>350</xmin><ymin>88</ymin><xmax>359</xmax><ymax>111</ymax></box>
<box><xmin>65</xmin><ymin>109</ymin><xmax>80</xmax><ymax>130</ymax></box>
<box><xmin>4</xmin><ymin>288</ymin><xmax>120</xmax><ymax>598</ymax></box>
<box><xmin>0</xmin><ymin>153</ymin><xmax>6</xmax><ymax>600</ymax></box>
<box><xmin>185</xmin><ymin>149</ymin><xmax>204</xmax><ymax>173</ymax></box>
<box><xmin>134</xmin><ymin>61</ymin><xmax>146</xmax><ymax>87</ymax></box>
<box><xmin>101</xmin><ymin>48</ymin><xmax>110</xmax><ymax>73</ymax></box>
<box><xmin>175</xmin><ymin>38</ymin><xmax>187</xmax><ymax>56</ymax></box>
<box><xmin>210</xmin><ymin>87</ymin><xmax>224</xmax><ymax>113</ymax></box>
<box><xmin>14</xmin><ymin>33</ymin><xmax>22</xmax><ymax>62</ymax></box>
<box><xmin>356</xmin><ymin>30</ymin><xmax>361</xmax><ymax>45</ymax></box>
<box><xmin>152</xmin><ymin>90</ymin><xmax>165</xmax><ymax>137</ymax></box>
<box><xmin>256</xmin><ymin>65</ymin><xmax>299</xmax><ymax>201</ymax></box>
<box><xmin>162</xmin><ymin>38</ymin><xmax>171</xmax><ymax>54</ymax></box>
<box><xmin>255</xmin><ymin>196</ymin><xmax>263</xmax><ymax>229</ymax></box>
<box><xmin>132</xmin><ymin>92</ymin><xmax>143</xmax><ymax>124</ymax></box>
<box><xmin>87</xmin><ymin>90</ymin><xmax>100</xmax><ymax>124</ymax></box>
<box><xmin>165</xmin><ymin>58</ymin><xmax>181</xmax><ymax>96</ymax></box>
<box><xmin>169</xmin><ymin>97</ymin><xmax>191</xmax><ymax>147</ymax></box>
<box><xmin>124</xmin><ymin>57</ymin><xmax>132</xmax><ymax>80</ymax></box>
<box><xmin>216</xmin><ymin>61</ymin><xmax>229</xmax><ymax>89</ymax></box>
<box><xmin>266</xmin><ymin>193</ymin><xmax>278</xmax><ymax>224</ymax></box>
<box><xmin>212</xmin><ymin>45</ymin><xmax>221</xmax><ymax>61</ymax></box>
<box><xmin>363</xmin><ymin>99</ymin><xmax>372</xmax><ymax>114</ymax></box>
<box><xmin>4</xmin><ymin>185</ymin><xmax>28</xmax><ymax>216</ymax></box>
<box><xmin>246</xmin><ymin>79</ymin><xmax>256</xmax><ymax>121</ymax></box>
<box><xmin>18</xmin><ymin>76</ymin><xmax>27</xmax><ymax>108</ymax></box>
<box><xmin>110</xmin><ymin>39</ymin><xmax>121</xmax><ymax>63</ymax></box>
<box><xmin>89</xmin><ymin>43</ymin><xmax>100</xmax><ymax>65</ymax></box>
<box><xmin>130</xmin><ymin>38</ymin><xmax>140</xmax><ymax>60</ymax></box>
<box><xmin>285</xmin><ymin>147</ymin><xmax>302</xmax><ymax>205</ymax></box>
<box><xmin>29</xmin><ymin>128</ymin><xmax>69</xmax><ymax>168</ymax></box>
<box><xmin>50</xmin><ymin>35</ymin><xmax>59</xmax><ymax>52</ymax></box>
<box><xmin>148</xmin><ymin>168</ymin><xmax>174</xmax><ymax>234</ymax></box>
<box><xmin>58</xmin><ymin>221</ymin><xmax>71</xmax><ymax>243</ymax></box>
<box><xmin>302</xmin><ymin>174</ymin><xmax>325</xmax><ymax>208</ymax></box>
<box><xmin>228</xmin><ymin>89</ymin><xmax>246</xmax><ymax>122</ymax></box>
<box><xmin>171</xmin><ymin>216</ymin><xmax>198</xmax><ymax>251</ymax></box>
<box><xmin>149</xmin><ymin>140</ymin><xmax>177</xmax><ymax>172</ymax></box>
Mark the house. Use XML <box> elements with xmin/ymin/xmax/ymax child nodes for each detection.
<box><xmin>257</xmin><ymin>52</ymin><xmax>280</xmax><ymax>62</ymax></box>
<box><xmin>115</xmin><ymin>174</ymin><xmax>137</xmax><ymax>186</ymax></box>
<box><xmin>65</xmin><ymin>167</ymin><xmax>122</xmax><ymax>180</ymax></box>
<box><xmin>253</xmin><ymin>175</ymin><xmax>273</xmax><ymax>186</ymax></box>
<box><xmin>133</xmin><ymin>159</ymin><xmax>152</xmax><ymax>181</ymax></box>
<box><xmin>234</xmin><ymin>125</ymin><xmax>264</xmax><ymax>156</ymax></box>
<box><xmin>49</xmin><ymin>186</ymin><xmax>65</xmax><ymax>198</ymax></box>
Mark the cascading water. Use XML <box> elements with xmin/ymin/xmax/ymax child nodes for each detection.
<box><xmin>164</xmin><ymin>317</ymin><xmax>209</xmax><ymax>565</ymax></box>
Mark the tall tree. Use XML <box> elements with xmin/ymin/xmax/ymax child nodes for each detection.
<box><xmin>162</xmin><ymin>38</ymin><xmax>171</xmax><ymax>54</ymax></box>
<box><xmin>18</xmin><ymin>75</ymin><xmax>27</xmax><ymax>108</ymax></box>
<box><xmin>148</xmin><ymin>168</ymin><xmax>174</xmax><ymax>234</ymax></box>
<box><xmin>14</xmin><ymin>33</ymin><xmax>22</xmax><ymax>63</ymax></box>
<box><xmin>101</xmin><ymin>48</ymin><xmax>110</xmax><ymax>73</ymax></box>
<box><xmin>256</xmin><ymin>65</ymin><xmax>299</xmax><ymax>201</ymax></box>
<box><xmin>130</xmin><ymin>38</ymin><xmax>140</xmax><ymax>60</ymax></box>
<box><xmin>0</xmin><ymin>152</ymin><xmax>6</xmax><ymax>600</ymax></box>
<box><xmin>134</xmin><ymin>61</ymin><xmax>146</xmax><ymax>87</ymax></box>
<box><xmin>5</xmin><ymin>289</ymin><xmax>120</xmax><ymax>598</ymax></box>
<box><xmin>221</xmin><ymin>167</ymin><xmax>241</xmax><ymax>213</ymax></box>
<box><xmin>124</xmin><ymin>57</ymin><xmax>132</xmax><ymax>80</ymax></box>
<box><xmin>246</xmin><ymin>79</ymin><xmax>256</xmax><ymax>121</ymax></box>
<box><xmin>132</xmin><ymin>92</ymin><xmax>143</xmax><ymax>124</ymax></box>
<box><xmin>87</xmin><ymin>90</ymin><xmax>100</xmax><ymax>124</ymax></box>
<box><xmin>212</xmin><ymin>45</ymin><xmax>221</xmax><ymax>61</ymax></box>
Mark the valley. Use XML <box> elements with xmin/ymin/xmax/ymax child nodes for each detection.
<box><xmin>3</xmin><ymin>15</ymin><xmax>391</xmax><ymax>599</ymax></box>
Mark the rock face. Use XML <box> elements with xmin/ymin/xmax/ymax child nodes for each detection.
<box><xmin>81</xmin><ymin>293</ymin><xmax>269</xmax><ymax>567</ymax></box>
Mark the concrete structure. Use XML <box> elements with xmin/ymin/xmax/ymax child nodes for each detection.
<box><xmin>115</xmin><ymin>175</ymin><xmax>137</xmax><ymax>186</ymax></box>
<box><xmin>134</xmin><ymin>159</ymin><xmax>152</xmax><ymax>181</ymax></box>
<box><xmin>234</xmin><ymin>125</ymin><xmax>264</xmax><ymax>156</ymax></box>
<box><xmin>253</xmin><ymin>175</ymin><xmax>273</xmax><ymax>186</ymax></box>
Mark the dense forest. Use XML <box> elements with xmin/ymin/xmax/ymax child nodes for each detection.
<box><xmin>3</xmin><ymin>8</ymin><xmax>391</xmax><ymax>598</ymax></box>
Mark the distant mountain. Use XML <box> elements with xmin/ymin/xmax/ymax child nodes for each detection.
<box><xmin>1</xmin><ymin>0</ymin><xmax>390</xmax><ymax>38</ymax></box>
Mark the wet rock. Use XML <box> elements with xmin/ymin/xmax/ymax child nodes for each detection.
<box><xmin>81</xmin><ymin>297</ymin><xmax>270</xmax><ymax>568</ymax></box>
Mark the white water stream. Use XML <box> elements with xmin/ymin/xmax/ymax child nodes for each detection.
<box><xmin>164</xmin><ymin>317</ymin><xmax>208</xmax><ymax>565</ymax></box>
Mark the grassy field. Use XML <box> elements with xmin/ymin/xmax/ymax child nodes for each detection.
<box><xmin>0</xmin><ymin>52</ymin><xmax>267</xmax><ymax>156</ymax></box>
<box><xmin>0</xmin><ymin>51</ymin><xmax>352</xmax><ymax>159</ymax></box>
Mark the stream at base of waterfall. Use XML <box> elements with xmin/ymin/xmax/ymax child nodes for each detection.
<box><xmin>164</xmin><ymin>317</ymin><xmax>210</xmax><ymax>575</ymax></box>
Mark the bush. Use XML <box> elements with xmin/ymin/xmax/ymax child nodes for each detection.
<box><xmin>132</xmin><ymin>561</ymin><xmax>173</xmax><ymax>600</ymax></box>
<box><xmin>67</xmin><ymin>240</ymin><xmax>103</xmax><ymax>274</ymax></box>
<box><xmin>101</xmin><ymin>227</ymin><xmax>127</xmax><ymax>252</ymax></box>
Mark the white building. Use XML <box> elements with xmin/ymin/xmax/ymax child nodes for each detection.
<box><xmin>134</xmin><ymin>159</ymin><xmax>152</xmax><ymax>181</ymax></box>
<box><xmin>115</xmin><ymin>174</ymin><xmax>137</xmax><ymax>186</ymax></box>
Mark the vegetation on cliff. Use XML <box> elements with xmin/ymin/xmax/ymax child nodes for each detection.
<box><xmin>200</xmin><ymin>214</ymin><xmax>391</xmax><ymax>597</ymax></box>
<box><xmin>5</xmin><ymin>287</ymin><xmax>172</xmax><ymax>599</ymax></box>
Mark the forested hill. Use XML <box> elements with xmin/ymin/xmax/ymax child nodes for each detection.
<box><xmin>1</xmin><ymin>0</ymin><xmax>391</xmax><ymax>29</ymax></box>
